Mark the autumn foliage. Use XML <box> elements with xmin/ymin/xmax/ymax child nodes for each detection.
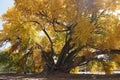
<box><xmin>0</xmin><ymin>0</ymin><xmax>120</xmax><ymax>74</ymax></box>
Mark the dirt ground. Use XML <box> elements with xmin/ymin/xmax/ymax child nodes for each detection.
<box><xmin>0</xmin><ymin>73</ymin><xmax>120</xmax><ymax>80</ymax></box>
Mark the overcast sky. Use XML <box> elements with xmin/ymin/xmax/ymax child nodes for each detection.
<box><xmin>0</xmin><ymin>0</ymin><xmax>14</xmax><ymax>30</ymax></box>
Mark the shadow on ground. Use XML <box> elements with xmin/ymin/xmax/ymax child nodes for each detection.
<box><xmin>0</xmin><ymin>73</ymin><xmax>120</xmax><ymax>80</ymax></box>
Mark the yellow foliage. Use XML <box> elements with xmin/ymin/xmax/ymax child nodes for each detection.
<box><xmin>1</xmin><ymin>0</ymin><xmax>120</xmax><ymax>73</ymax></box>
<box><xmin>72</xmin><ymin>17</ymin><xmax>94</xmax><ymax>47</ymax></box>
<box><xmin>32</xmin><ymin>49</ymin><xmax>44</xmax><ymax>73</ymax></box>
<box><xmin>88</xmin><ymin>60</ymin><xmax>119</xmax><ymax>74</ymax></box>
<box><xmin>70</xmin><ymin>66</ymin><xmax>79</xmax><ymax>74</ymax></box>
<box><xmin>94</xmin><ymin>15</ymin><xmax>120</xmax><ymax>50</ymax></box>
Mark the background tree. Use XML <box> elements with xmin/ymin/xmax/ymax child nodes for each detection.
<box><xmin>0</xmin><ymin>0</ymin><xmax>120</xmax><ymax>74</ymax></box>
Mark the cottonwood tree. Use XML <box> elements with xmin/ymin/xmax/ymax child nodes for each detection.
<box><xmin>0</xmin><ymin>0</ymin><xmax>120</xmax><ymax>74</ymax></box>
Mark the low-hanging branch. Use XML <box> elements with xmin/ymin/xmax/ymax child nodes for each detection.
<box><xmin>93</xmin><ymin>49</ymin><xmax>120</xmax><ymax>55</ymax></box>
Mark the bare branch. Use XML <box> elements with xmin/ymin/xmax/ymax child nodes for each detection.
<box><xmin>110</xmin><ymin>50</ymin><xmax>120</xmax><ymax>54</ymax></box>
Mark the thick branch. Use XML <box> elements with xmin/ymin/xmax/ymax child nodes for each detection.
<box><xmin>42</xmin><ymin>29</ymin><xmax>55</xmax><ymax>56</ymax></box>
<box><xmin>93</xmin><ymin>49</ymin><xmax>120</xmax><ymax>55</ymax></box>
<box><xmin>56</xmin><ymin>39</ymin><xmax>71</xmax><ymax>66</ymax></box>
<box><xmin>110</xmin><ymin>50</ymin><xmax>120</xmax><ymax>54</ymax></box>
<box><xmin>36</xmin><ymin>44</ymin><xmax>55</xmax><ymax>68</ymax></box>
<box><xmin>66</xmin><ymin>48</ymin><xmax>120</xmax><ymax>71</ymax></box>
<box><xmin>29</xmin><ymin>21</ymin><xmax>55</xmax><ymax>56</ymax></box>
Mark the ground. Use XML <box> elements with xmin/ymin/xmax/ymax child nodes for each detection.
<box><xmin>0</xmin><ymin>73</ymin><xmax>120</xmax><ymax>80</ymax></box>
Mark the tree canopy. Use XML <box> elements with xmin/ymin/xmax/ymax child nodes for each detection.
<box><xmin>0</xmin><ymin>0</ymin><xmax>120</xmax><ymax>74</ymax></box>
